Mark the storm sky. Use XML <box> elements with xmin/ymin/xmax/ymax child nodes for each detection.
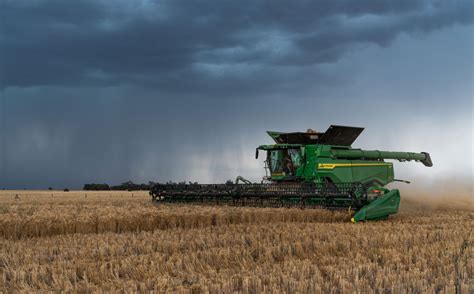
<box><xmin>1</xmin><ymin>0</ymin><xmax>473</xmax><ymax>189</ymax></box>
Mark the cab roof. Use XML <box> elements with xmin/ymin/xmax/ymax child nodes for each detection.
<box><xmin>267</xmin><ymin>125</ymin><xmax>364</xmax><ymax>146</ymax></box>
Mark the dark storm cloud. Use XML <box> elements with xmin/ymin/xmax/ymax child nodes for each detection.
<box><xmin>0</xmin><ymin>1</ymin><xmax>473</xmax><ymax>189</ymax></box>
<box><xmin>1</xmin><ymin>0</ymin><xmax>472</xmax><ymax>91</ymax></box>
<box><xmin>0</xmin><ymin>88</ymin><xmax>268</xmax><ymax>188</ymax></box>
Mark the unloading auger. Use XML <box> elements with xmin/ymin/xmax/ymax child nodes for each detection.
<box><xmin>150</xmin><ymin>125</ymin><xmax>432</xmax><ymax>222</ymax></box>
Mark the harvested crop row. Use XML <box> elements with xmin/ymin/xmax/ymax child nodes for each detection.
<box><xmin>1</xmin><ymin>219</ymin><xmax>472</xmax><ymax>292</ymax></box>
<box><xmin>1</xmin><ymin>191</ymin><xmax>472</xmax><ymax>292</ymax></box>
<box><xmin>0</xmin><ymin>202</ymin><xmax>349</xmax><ymax>239</ymax></box>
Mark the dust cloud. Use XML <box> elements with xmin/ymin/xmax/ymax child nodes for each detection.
<box><xmin>399</xmin><ymin>179</ymin><xmax>473</xmax><ymax>212</ymax></box>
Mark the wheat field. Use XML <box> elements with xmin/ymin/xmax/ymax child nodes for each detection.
<box><xmin>0</xmin><ymin>190</ymin><xmax>472</xmax><ymax>293</ymax></box>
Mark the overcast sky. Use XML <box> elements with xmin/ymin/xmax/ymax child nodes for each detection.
<box><xmin>0</xmin><ymin>0</ymin><xmax>473</xmax><ymax>189</ymax></box>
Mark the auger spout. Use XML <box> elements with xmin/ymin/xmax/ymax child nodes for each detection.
<box><xmin>330</xmin><ymin>149</ymin><xmax>433</xmax><ymax>167</ymax></box>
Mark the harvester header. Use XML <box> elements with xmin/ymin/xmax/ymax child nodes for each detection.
<box><xmin>150</xmin><ymin>125</ymin><xmax>433</xmax><ymax>222</ymax></box>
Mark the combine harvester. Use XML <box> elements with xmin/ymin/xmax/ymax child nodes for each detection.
<box><xmin>150</xmin><ymin>125</ymin><xmax>432</xmax><ymax>222</ymax></box>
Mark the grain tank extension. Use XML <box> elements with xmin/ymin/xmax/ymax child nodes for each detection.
<box><xmin>150</xmin><ymin>125</ymin><xmax>432</xmax><ymax>222</ymax></box>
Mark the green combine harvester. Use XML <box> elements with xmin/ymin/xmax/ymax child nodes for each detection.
<box><xmin>150</xmin><ymin>125</ymin><xmax>432</xmax><ymax>222</ymax></box>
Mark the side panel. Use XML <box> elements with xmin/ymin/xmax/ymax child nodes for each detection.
<box><xmin>351</xmin><ymin>160</ymin><xmax>393</xmax><ymax>185</ymax></box>
<box><xmin>313</xmin><ymin>158</ymin><xmax>354</xmax><ymax>183</ymax></box>
<box><xmin>312</xmin><ymin>159</ymin><xmax>393</xmax><ymax>185</ymax></box>
<box><xmin>305</xmin><ymin>145</ymin><xmax>395</xmax><ymax>185</ymax></box>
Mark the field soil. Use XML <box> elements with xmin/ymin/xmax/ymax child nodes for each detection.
<box><xmin>0</xmin><ymin>190</ymin><xmax>472</xmax><ymax>292</ymax></box>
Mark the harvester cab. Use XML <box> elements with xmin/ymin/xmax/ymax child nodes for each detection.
<box><xmin>257</xmin><ymin>125</ymin><xmax>366</xmax><ymax>182</ymax></box>
<box><xmin>150</xmin><ymin>125</ymin><xmax>433</xmax><ymax>222</ymax></box>
<box><xmin>256</xmin><ymin>144</ymin><xmax>305</xmax><ymax>181</ymax></box>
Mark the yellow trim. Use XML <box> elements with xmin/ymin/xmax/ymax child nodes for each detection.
<box><xmin>271</xmin><ymin>173</ymin><xmax>285</xmax><ymax>176</ymax></box>
<box><xmin>318</xmin><ymin>163</ymin><xmax>393</xmax><ymax>169</ymax></box>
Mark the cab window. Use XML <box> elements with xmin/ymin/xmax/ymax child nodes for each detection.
<box><xmin>268</xmin><ymin>148</ymin><xmax>303</xmax><ymax>176</ymax></box>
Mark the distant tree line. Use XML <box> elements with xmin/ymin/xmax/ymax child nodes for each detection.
<box><xmin>83</xmin><ymin>181</ymin><xmax>158</xmax><ymax>191</ymax></box>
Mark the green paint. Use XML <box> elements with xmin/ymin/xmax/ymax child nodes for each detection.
<box><xmin>255</xmin><ymin>125</ymin><xmax>432</xmax><ymax>222</ymax></box>
<box><xmin>352</xmin><ymin>189</ymin><xmax>400</xmax><ymax>222</ymax></box>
